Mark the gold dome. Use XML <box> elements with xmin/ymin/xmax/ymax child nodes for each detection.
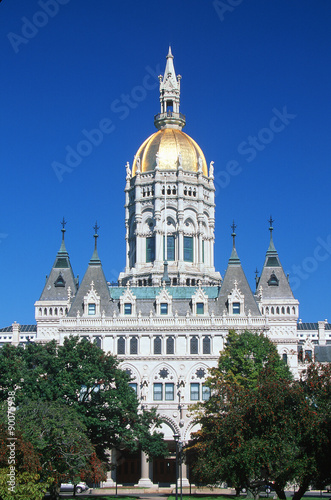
<box><xmin>132</xmin><ymin>129</ymin><xmax>208</xmax><ymax>176</ymax></box>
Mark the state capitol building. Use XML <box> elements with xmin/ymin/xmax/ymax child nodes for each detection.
<box><xmin>1</xmin><ymin>48</ymin><xmax>330</xmax><ymax>487</ymax></box>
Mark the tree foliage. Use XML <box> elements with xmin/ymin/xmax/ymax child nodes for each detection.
<box><xmin>0</xmin><ymin>337</ymin><xmax>167</xmax><ymax>498</ymax></box>
<box><xmin>188</xmin><ymin>331</ymin><xmax>331</xmax><ymax>500</ymax></box>
<box><xmin>210</xmin><ymin>330</ymin><xmax>292</xmax><ymax>389</ymax></box>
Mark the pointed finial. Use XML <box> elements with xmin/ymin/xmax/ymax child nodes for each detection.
<box><xmin>61</xmin><ymin>217</ymin><xmax>67</xmax><ymax>242</ymax></box>
<box><xmin>255</xmin><ymin>268</ymin><xmax>259</xmax><ymax>286</ymax></box>
<box><xmin>269</xmin><ymin>216</ymin><xmax>274</xmax><ymax>233</ymax></box>
<box><xmin>167</xmin><ymin>46</ymin><xmax>173</xmax><ymax>58</ymax></box>
<box><xmin>93</xmin><ymin>221</ymin><xmax>100</xmax><ymax>235</ymax></box>
<box><xmin>93</xmin><ymin>221</ymin><xmax>100</xmax><ymax>251</ymax></box>
<box><xmin>231</xmin><ymin>220</ymin><xmax>237</xmax><ymax>248</ymax></box>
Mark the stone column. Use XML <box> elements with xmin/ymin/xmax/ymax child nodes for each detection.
<box><xmin>101</xmin><ymin>448</ymin><xmax>116</xmax><ymax>487</ymax></box>
<box><xmin>181</xmin><ymin>461</ymin><xmax>190</xmax><ymax>487</ymax></box>
<box><xmin>137</xmin><ymin>451</ymin><xmax>154</xmax><ymax>487</ymax></box>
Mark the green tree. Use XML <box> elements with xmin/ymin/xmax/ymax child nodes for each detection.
<box><xmin>0</xmin><ymin>337</ymin><xmax>167</xmax><ymax>471</ymax></box>
<box><xmin>0</xmin><ymin>422</ymin><xmax>53</xmax><ymax>499</ymax></box>
<box><xmin>210</xmin><ymin>330</ymin><xmax>292</xmax><ymax>389</ymax></box>
<box><xmin>17</xmin><ymin>400</ymin><xmax>95</xmax><ymax>500</ymax></box>
<box><xmin>188</xmin><ymin>331</ymin><xmax>331</xmax><ymax>500</ymax></box>
<box><xmin>0</xmin><ymin>470</ymin><xmax>52</xmax><ymax>500</ymax></box>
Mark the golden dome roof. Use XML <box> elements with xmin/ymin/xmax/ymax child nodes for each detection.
<box><xmin>132</xmin><ymin>129</ymin><xmax>208</xmax><ymax>176</ymax></box>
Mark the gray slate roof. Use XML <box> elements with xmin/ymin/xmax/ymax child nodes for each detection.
<box><xmin>218</xmin><ymin>245</ymin><xmax>261</xmax><ymax>316</ymax></box>
<box><xmin>0</xmin><ymin>325</ymin><xmax>37</xmax><ymax>333</ymax></box>
<box><xmin>257</xmin><ymin>233</ymin><xmax>295</xmax><ymax>299</ymax></box>
<box><xmin>39</xmin><ymin>233</ymin><xmax>78</xmax><ymax>301</ymax></box>
<box><xmin>314</xmin><ymin>345</ymin><xmax>331</xmax><ymax>362</ymax></box>
<box><xmin>68</xmin><ymin>245</ymin><xmax>112</xmax><ymax>317</ymax></box>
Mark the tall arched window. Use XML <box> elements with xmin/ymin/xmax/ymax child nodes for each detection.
<box><xmin>154</xmin><ymin>336</ymin><xmax>162</xmax><ymax>355</ymax></box>
<box><xmin>203</xmin><ymin>336</ymin><xmax>211</xmax><ymax>354</ymax></box>
<box><xmin>190</xmin><ymin>336</ymin><xmax>199</xmax><ymax>354</ymax></box>
<box><xmin>118</xmin><ymin>336</ymin><xmax>125</xmax><ymax>355</ymax></box>
<box><xmin>166</xmin><ymin>336</ymin><xmax>174</xmax><ymax>354</ymax></box>
<box><xmin>130</xmin><ymin>336</ymin><xmax>138</xmax><ymax>355</ymax></box>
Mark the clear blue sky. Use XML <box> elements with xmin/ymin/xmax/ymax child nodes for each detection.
<box><xmin>1</xmin><ymin>0</ymin><xmax>331</xmax><ymax>326</ymax></box>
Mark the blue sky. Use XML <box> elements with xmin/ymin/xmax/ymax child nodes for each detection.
<box><xmin>1</xmin><ymin>0</ymin><xmax>331</xmax><ymax>326</ymax></box>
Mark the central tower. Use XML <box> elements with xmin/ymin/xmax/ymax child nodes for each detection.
<box><xmin>119</xmin><ymin>48</ymin><xmax>221</xmax><ymax>286</ymax></box>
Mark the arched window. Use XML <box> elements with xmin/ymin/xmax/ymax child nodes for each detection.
<box><xmin>190</xmin><ymin>336</ymin><xmax>199</xmax><ymax>354</ymax></box>
<box><xmin>118</xmin><ymin>337</ymin><xmax>125</xmax><ymax>355</ymax></box>
<box><xmin>130</xmin><ymin>336</ymin><xmax>138</xmax><ymax>355</ymax></box>
<box><xmin>166</xmin><ymin>336</ymin><xmax>174</xmax><ymax>354</ymax></box>
<box><xmin>203</xmin><ymin>336</ymin><xmax>211</xmax><ymax>354</ymax></box>
<box><xmin>154</xmin><ymin>336</ymin><xmax>162</xmax><ymax>355</ymax></box>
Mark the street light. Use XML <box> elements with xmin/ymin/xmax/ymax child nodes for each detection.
<box><xmin>174</xmin><ymin>433</ymin><xmax>180</xmax><ymax>500</ymax></box>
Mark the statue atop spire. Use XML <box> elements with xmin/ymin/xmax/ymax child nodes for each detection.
<box><xmin>154</xmin><ymin>47</ymin><xmax>186</xmax><ymax>130</ymax></box>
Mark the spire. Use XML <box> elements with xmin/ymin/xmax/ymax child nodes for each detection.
<box><xmin>154</xmin><ymin>47</ymin><xmax>186</xmax><ymax>130</ymax></box>
<box><xmin>89</xmin><ymin>221</ymin><xmax>101</xmax><ymax>266</ymax></box>
<box><xmin>265</xmin><ymin>216</ymin><xmax>280</xmax><ymax>266</ymax></box>
<box><xmin>55</xmin><ymin>217</ymin><xmax>70</xmax><ymax>268</ymax></box>
<box><xmin>267</xmin><ymin>215</ymin><xmax>277</xmax><ymax>255</ymax></box>
<box><xmin>228</xmin><ymin>221</ymin><xmax>241</xmax><ymax>265</ymax></box>
<box><xmin>38</xmin><ymin>219</ymin><xmax>78</xmax><ymax>301</ymax></box>
<box><xmin>256</xmin><ymin>217</ymin><xmax>296</xmax><ymax>299</ymax></box>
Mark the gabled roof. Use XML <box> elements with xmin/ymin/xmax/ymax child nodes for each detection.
<box><xmin>67</xmin><ymin>231</ymin><xmax>111</xmax><ymax>317</ymax></box>
<box><xmin>218</xmin><ymin>230</ymin><xmax>260</xmax><ymax>316</ymax></box>
<box><xmin>39</xmin><ymin>226</ymin><xmax>78</xmax><ymax>301</ymax></box>
<box><xmin>256</xmin><ymin>223</ymin><xmax>295</xmax><ymax>300</ymax></box>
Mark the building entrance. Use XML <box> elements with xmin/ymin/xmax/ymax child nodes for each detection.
<box><xmin>153</xmin><ymin>457</ymin><xmax>176</xmax><ymax>486</ymax></box>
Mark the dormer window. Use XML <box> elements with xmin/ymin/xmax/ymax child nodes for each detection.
<box><xmin>83</xmin><ymin>282</ymin><xmax>101</xmax><ymax>316</ymax></box>
<box><xmin>88</xmin><ymin>303</ymin><xmax>96</xmax><ymax>315</ymax></box>
<box><xmin>156</xmin><ymin>286</ymin><xmax>172</xmax><ymax>316</ymax></box>
<box><xmin>192</xmin><ymin>285</ymin><xmax>208</xmax><ymax>316</ymax></box>
<box><xmin>227</xmin><ymin>281</ymin><xmax>245</xmax><ymax>316</ymax></box>
<box><xmin>160</xmin><ymin>303</ymin><xmax>168</xmax><ymax>315</ymax></box>
<box><xmin>268</xmin><ymin>272</ymin><xmax>279</xmax><ymax>286</ymax></box>
<box><xmin>54</xmin><ymin>273</ymin><xmax>65</xmax><ymax>288</ymax></box>
<box><xmin>124</xmin><ymin>303</ymin><xmax>132</xmax><ymax>315</ymax></box>
<box><xmin>233</xmin><ymin>302</ymin><xmax>240</xmax><ymax>315</ymax></box>
<box><xmin>120</xmin><ymin>285</ymin><xmax>136</xmax><ymax>316</ymax></box>
<box><xmin>197</xmin><ymin>302</ymin><xmax>204</xmax><ymax>315</ymax></box>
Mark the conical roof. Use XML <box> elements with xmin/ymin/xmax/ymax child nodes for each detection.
<box><xmin>68</xmin><ymin>226</ymin><xmax>111</xmax><ymax>317</ymax></box>
<box><xmin>218</xmin><ymin>226</ymin><xmax>260</xmax><ymax>315</ymax></box>
<box><xmin>39</xmin><ymin>223</ymin><xmax>78</xmax><ymax>301</ymax></box>
<box><xmin>256</xmin><ymin>220</ymin><xmax>295</xmax><ymax>299</ymax></box>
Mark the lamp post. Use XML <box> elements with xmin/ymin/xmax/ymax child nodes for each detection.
<box><xmin>174</xmin><ymin>433</ymin><xmax>179</xmax><ymax>500</ymax></box>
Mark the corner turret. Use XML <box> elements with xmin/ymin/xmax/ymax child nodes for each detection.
<box><xmin>34</xmin><ymin>219</ymin><xmax>78</xmax><ymax>340</ymax></box>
